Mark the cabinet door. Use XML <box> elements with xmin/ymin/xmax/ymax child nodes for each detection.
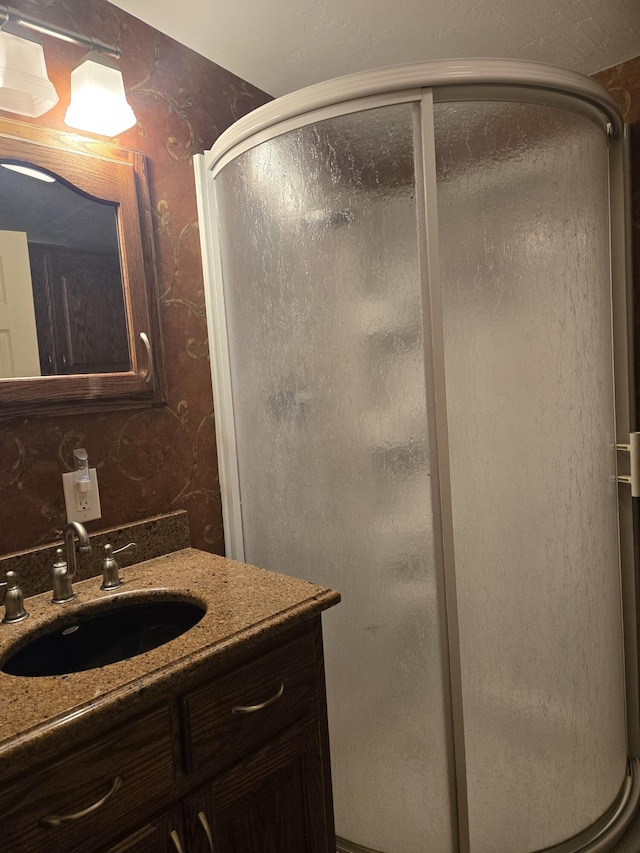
<box><xmin>106</xmin><ymin>806</ymin><xmax>186</xmax><ymax>853</ymax></box>
<box><xmin>184</xmin><ymin>721</ymin><xmax>333</xmax><ymax>853</ymax></box>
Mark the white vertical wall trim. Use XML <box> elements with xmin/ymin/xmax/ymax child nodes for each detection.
<box><xmin>416</xmin><ymin>89</ymin><xmax>470</xmax><ymax>853</ymax></box>
<box><xmin>193</xmin><ymin>153</ymin><xmax>245</xmax><ymax>561</ymax></box>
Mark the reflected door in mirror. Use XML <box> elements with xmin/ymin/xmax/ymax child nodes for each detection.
<box><xmin>29</xmin><ymin>245</ymin><xmax>129</xmax><ymax>375</ymax></box>
<box><xmin>0</xmin><ymin>230</ymin><xmax>41</xmax><ymax>378</ymax></box>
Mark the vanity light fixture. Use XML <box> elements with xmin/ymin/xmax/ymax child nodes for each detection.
<box><xmin>0</xmin><ymin>5</ymin><xmax>136</xmax><ymax>137</ymax></box>
<box><xmin>64</xmin><ymin>50</ymin><xmax>136</xmax><ymax>137</ymax></box>
<box><xmin>0</xmin><ymin>19</ymin><xmax>58</xmax><ymax>117</ymax></box>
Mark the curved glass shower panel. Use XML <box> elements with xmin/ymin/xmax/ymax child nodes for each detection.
<box><xmin>214</xmin><ymin>104</ymin><xmax>456</xmax><ymax>853</ymax></box>
<box><xmin>435</xmin><ymin>101</ymin><xmax>627</xmax><ymax>852</ymax></box>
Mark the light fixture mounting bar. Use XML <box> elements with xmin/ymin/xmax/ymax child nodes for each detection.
<box><xmin>0</xmin><ymin>4</ymin><xmax>120</xmax><ymax>58</ymax></box>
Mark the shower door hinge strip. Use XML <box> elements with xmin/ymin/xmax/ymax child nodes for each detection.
<box><xmin>617</xmin><ymin>433</ymin><xmax>640</xmax><ymax>496</ymax></box>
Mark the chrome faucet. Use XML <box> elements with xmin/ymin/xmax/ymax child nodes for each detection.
<box><xmin>51</xmin><ymin>522</ymin><xmax>91</xmax><ymax>603</ymax></box>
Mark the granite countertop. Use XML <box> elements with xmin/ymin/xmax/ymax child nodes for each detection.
<box><xmin>0</xmin><ymin>548</ymin><xmax>340</xmax><ymax>781</ymax></box>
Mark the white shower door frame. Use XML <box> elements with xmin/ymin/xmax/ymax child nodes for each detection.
<box><xmin>194</xmin><ymin>61</ymin><xmax>638</xmax><ymax>853</ymax></box>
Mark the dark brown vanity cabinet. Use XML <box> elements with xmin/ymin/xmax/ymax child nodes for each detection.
<box><xmin>178</xmin><ymin>627</ymin><xmax>332</xmax><ymax>853</ymax></box>
<box><xmin>105</xmin><ymin>807</ymin><xmax>186</xmax><ymax>853</ymax></box>
<box><xmin>182</xmin><ymin>721</ymin><xmax>330</xmax><ymax>853</ymax></box>
<box><xmin>2</xmin><ymin>705</ymin><xmax>177</xmax><ymax>853</ymax></box>
<box><xmin>3</xmin><ymin>618</ymin><xmax>335</xmax><ymax>853</ymax></box>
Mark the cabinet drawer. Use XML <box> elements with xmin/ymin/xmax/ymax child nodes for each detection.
<box><xmin>2</xmin><ymin>705</ymin><xmax>176</xmax><ymax>853</ymax></box>
<box><xmin>184</xmin><ymin>630</ymin><xmax>318</xmax><ymax>775</ymax></box>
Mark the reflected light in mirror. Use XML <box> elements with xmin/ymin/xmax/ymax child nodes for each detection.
<box><xmin>1</xmin><ymin>163</ymin><xmax>55</xmax><ymax>182</ymax></box>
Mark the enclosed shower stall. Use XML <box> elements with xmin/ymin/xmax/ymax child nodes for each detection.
<box><xmin>194</xmin><ymin>60</ymin><xmax>638</xmax><ymax>852</ymax></box>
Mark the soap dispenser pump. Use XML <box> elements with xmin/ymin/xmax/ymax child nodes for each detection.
<box><xmin>100</xmin><ymin>542</ymin><xmax>137</xmax><ymax>591</ymax></box>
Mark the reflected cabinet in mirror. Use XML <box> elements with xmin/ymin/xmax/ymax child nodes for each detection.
<box><xmin>0</xmin><ymin>119</ymin><xmax>165</xmax><ymax>418</ymax></box>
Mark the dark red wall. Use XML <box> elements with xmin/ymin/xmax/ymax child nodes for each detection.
<box><xmin>0</xmin><ymin>0</ymin><xmax>271</xmax><ymax>555</ymax></box>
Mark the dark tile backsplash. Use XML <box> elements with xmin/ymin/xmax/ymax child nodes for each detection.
<box><xmin>0</xmin><ymin>510</ymin><xmax>191</xmax><ymax>599</ymax></box>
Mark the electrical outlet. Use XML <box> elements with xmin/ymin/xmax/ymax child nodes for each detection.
<box><xmin>62</xmin><ymin>468</ymin><xmax>102</xmax><ymax>523</ymax></box>
<box><xmin>76</xmin><ymin>490</ymin><xmax>90</xmax><ymax>512</ymax></box>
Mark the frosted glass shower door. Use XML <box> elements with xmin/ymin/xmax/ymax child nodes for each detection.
<box><xmin>435</xmin><ymin>102</ymin><xmax>627</xmax><ymax>852</ymax></box>
<box><xmin>214</xmin><ymin>104</ymin><xmax>456</xmax><ymax>853</ymax></box>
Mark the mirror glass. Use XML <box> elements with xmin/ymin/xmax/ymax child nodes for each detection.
<box><xmin>0</xmin><ymin>161</ymin><xmax>130</xmax><ymax>379</ymax></box>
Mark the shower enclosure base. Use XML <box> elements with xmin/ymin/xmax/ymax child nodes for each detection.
<box><xmin>545</xmin><ymin>757</ymin><xmax>640</xmax><ymax>853</ymax></box>
<box><xmin>335</xmin><ymin>758</ymin><xmax>640</xmax><ymax>853</ymax></box>
<box><xmin>336</xmin><ymin>838</ymin><xmax>385</xmax><ymax>853</ymax></box>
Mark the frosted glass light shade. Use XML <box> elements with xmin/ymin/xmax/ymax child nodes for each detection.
<box><xmin>64</xmin><ymin>51</ymin><xmax>136</xmax><ymax>137</ymax></box>
<box><xmin>0</xmin><ymin>22</ymin><xmax>58</xmax><ymax>117</ymax></box>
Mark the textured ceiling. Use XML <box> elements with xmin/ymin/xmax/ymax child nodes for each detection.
<box><xmin>109</xmin><ymin>0</ymin><xmax>640</xmax><ymax>97</ymax></box>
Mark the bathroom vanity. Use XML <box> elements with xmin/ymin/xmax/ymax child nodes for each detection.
<box><xmin>0</xmin><ymin>547</ymin><xmax>340</xmax><ymax>852</ymax></box>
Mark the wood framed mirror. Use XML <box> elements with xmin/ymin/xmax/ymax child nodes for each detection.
<box><xmin>0</xmin><ymin>118</ymin><xmax>165</xmax><ymax>419</ymax></box>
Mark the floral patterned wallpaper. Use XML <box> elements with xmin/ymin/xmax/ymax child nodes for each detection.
<box><xmin>0</xmin><ymin>0</ymin><xmax>271</xmax><ymax>555</ymax></box>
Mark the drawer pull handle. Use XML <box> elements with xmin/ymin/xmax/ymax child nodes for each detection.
<box><xmin>198</xmin><ymin>810</ymin><xmax>214</xmax><ymax>851</ymax></box>
<box><xmin>170</xmin><ymin>829</ymin><xmax>184</xmax><ymax>852</ymax></box>
<box><xmin>232</xmin><ymin>682</ymin><xmax>285</xmax><ymax>714</ymax></box>
<box><xmin>40</xmin><ymin>775</ymin><xmax>123</xmax><ymax>827</ymax></box>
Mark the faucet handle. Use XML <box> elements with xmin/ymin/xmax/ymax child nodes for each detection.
<box><xmin>1</xmin><ymin>571</ymin><xmax>28</xmax><ymax>623</ymax></box>
<box><xmin>100</xmin><ymin>542</ymin><xmax>137</xmax><ymax>591</ymax></box>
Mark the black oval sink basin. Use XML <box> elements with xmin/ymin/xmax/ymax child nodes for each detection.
<box><xmin>2</xmin><ymin>599</ymin><xmax>205</xmax><ymax>677</ymax></box>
